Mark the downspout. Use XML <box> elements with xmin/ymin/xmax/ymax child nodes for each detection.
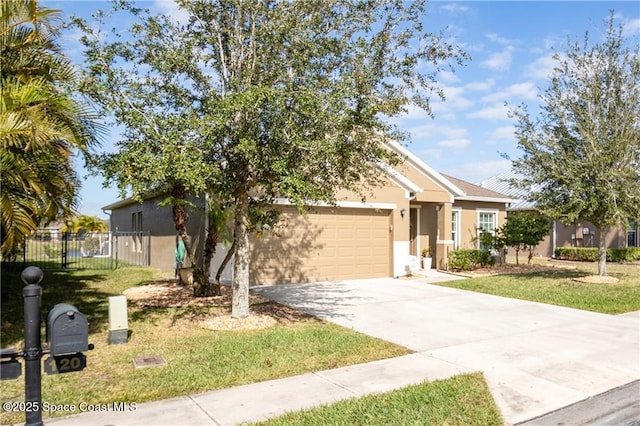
<box><xmin>204</xmin><ymin>193</ymin><xmax>210</xmax><ymax>283</ymax></box>
<box><xmin>551</xmin><ymin>220</ymin><xmax>557</xmax><ymax>258</ymax></box>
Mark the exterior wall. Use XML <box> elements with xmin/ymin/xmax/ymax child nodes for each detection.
<box><xmin>453</xmin><ymin>200</ymin><xmax>507</xmax><ymax>250</ymax></box>
<box><xmin>502</xmin><ymin>211</ymin><xmax>636</xmax><ymax>258</ymax></box>
<box><xmin>108</xmin><ymin>194</ymin><xmax>205</xmax><ymax>272</ymax></box>
<box><xmin>394</xmin><ymin>162</ymin><xmax>453</xmax><ymax>203</ymax></box>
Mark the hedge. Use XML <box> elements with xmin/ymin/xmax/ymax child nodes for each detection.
<box><xmin>554</xmin><ymin>247</ymin><xmax>640</xmax><ymax>262</ymax></box>
<box><xmin>448</xmin><ymin>249</ymin><xmax>494</xmax><ymax>271</ymax></box>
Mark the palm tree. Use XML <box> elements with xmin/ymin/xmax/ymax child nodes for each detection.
<box><xmin>0</xmin><ymin>0</ymin><xmax>103</xmax><ymax>258</ymax></box>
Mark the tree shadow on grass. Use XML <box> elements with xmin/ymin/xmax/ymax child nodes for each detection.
<box><xmin>1</xmin><ymin>263</ymin><xmax>110</xmax><ymax>346</ymax></box>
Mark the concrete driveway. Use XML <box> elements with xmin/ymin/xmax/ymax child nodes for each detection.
<box><xmin>253</xmin><ymin>277</ymin><xmax>640</xmax><ymax>424</ymax></box>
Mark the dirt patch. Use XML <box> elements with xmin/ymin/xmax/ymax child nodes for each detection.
<box><xmin>122</xmin><ymin>280</ymin><xmax>311</xmax><ymax>330</ymax></box>
<box><xmin>572</xmin><ymin>275</ymin><xmax>620</xmax><ymax>284</ymax></box>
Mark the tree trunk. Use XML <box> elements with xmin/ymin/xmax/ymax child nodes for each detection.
<box><xmin>232</xmin><ymin>190</ymin><xmax>250</xmax><ymax>318</ymax></box>
<box><xmin>171</xmin><ymin>184</ymin><xmax>209</xmax><ymax>294</ymax></box>
<box><xmin>196</xmin><ymin>224</ymin><xmax>220</xmax><ymax>296</ymax></box>
<box><xmin>597</xmin><ymin>225</ymin><xmax>607</xmax><ymax>276</ymax></box>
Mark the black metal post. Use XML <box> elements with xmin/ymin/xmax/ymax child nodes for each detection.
<box><xmin>21</xmin><ymin>266</ymin><xmax>44</xmax><ymax>426</ymax></box>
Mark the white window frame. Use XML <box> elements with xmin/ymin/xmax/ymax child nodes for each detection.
<box><xmin>628</xmin><ymin>220</ymin><xmax>638</xmax><ymax>248</ymax></box>
<box><xmin>452</xmin><ymin>208</ymin><xmax>461</xmax><ymax>250</ymax></box>
<box><xmin>476</xmin><ymin>209</ymin><xmax>498</xmax><ymax>250</ymax></box>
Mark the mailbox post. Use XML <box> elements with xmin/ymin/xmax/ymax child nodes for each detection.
<box><xmin>21</xmin><ymin>266</ymin><xmax>44</xmax><ymax>426</ymax></box>
<box><xmin>0</xmin><ymin>267</ymin><xmax>93</xmax><ymax>426</ymax></box>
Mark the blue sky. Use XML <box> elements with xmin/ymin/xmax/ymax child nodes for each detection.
<box><xmin>46</xmin><ymin>1</ymin><xmax>640</xmax><ymax>219</ymax></box>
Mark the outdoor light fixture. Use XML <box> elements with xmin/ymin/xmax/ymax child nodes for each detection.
<box><xmin>400</xmin><ymin>208</ymin><xmax>406</xmax><ymax>218</ymax></box>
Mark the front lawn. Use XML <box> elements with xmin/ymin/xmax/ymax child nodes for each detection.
<box><xmin>256</xmin><ymin>373</ymin><xmax>503</xmax><ymax>426</ymax></box>
<box><xmin>437</xmin><ymin>260</ymin><xmax>640</xmax><ymax>314</ymax></box>
<box><xmin>0</xmin><ymin>265</ymin><xmax>410</xmax><ymax>425</ymax></box>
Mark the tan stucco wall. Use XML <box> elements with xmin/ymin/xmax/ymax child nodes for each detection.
<box><xmin>393</xmin><ymin>162</ymin><xmax>453</xmax><ymax>203</ymax></box>
<box><xmin>453</xmin><ymin>200</ymin><xmax>507</xmax><ymax>249</ymax></box>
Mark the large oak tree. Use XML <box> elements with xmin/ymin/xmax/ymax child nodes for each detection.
<box><xmin>75</xmin><ymin>0</ymin><xmax>467</xmax><ymax>316</ymax></box>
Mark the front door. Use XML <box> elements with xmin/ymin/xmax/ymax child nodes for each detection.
<box><xmin>409</xmin><ymin>207</ymin><xmax>418</xmax><ymax>256</ymax></box>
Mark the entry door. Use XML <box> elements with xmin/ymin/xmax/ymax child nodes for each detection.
<box><xmin>409</xmin><ymin>207</ymin><xmax>418</xmax><ymax>256</ymax></box>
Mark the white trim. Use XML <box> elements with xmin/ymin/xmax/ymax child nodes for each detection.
<box><xmin>452</xmin><ymin>207</ymin><xmax>461</xmax><ymax>250</ymax></box>
<box><xmin>377</xmin><ymin>162</ymin><xmax>423</xmax><ymax>194</ymax></box>
<box><xmin>410</xmin><ymin>205</ymin><xmax>421</xmax><ymax>257</ymax></box>
<box><xmin>436</xmin><ymin>239</ymin><xmax>454</xmax><ymax>244</ymax></box>
<box><xmin>385</xmin><ymin>141</ymin><xmax>464</xmax><ymax>198</ymax></box>
<box><xmin>476</xmin><ymin>209</ymin><xmax>499</xmax><ymax>250</ymax></box>
<box><xmin>271</xmin><ymin>198</ymin><xmax>396</xmax><ymax>210</ymax></box>
<box><xmin>456</xmin><ymin>196</ymin><xmax>517</xmax><ymax>203</ymax></box>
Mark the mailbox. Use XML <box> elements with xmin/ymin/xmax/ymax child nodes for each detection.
<box><xmin>46</xmin><ymin>303</ymin><xmax>89</xmax><ymax>355</ymax></box>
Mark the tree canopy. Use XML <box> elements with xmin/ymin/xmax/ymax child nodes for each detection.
<box><xmin>74</xmin><ymin>0</ymin><xmax>467</xmax><ymax>316</ymax></box>
<box><xmin>0</xmin><ymin>0</ymin><xmax>102</xmax><ymax>258</ymax></box>
<box><xmin>508</xmin><ymin>13</ymin><xmax>640</xmax><ymax>276</ymax></box>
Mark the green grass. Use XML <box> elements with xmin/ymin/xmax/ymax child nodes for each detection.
<box><xmin>256</xmin><ymin>373</ymin><xmax>503</xmax><ymax>426</ymax></box>
<box><xmin>0</xmin><ymin>264</ymin><xmax>410</xmax><ymax>425</ymax></box>
<box><xmin>438</xmin><ymin>260</ymin><xmax>640</xmax><ymax>314</ymax></box>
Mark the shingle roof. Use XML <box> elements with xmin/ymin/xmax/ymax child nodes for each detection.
<box><xmin>440</xmin><ymin>174</ymin><xmax>514</xmax><ymax>202</ymax></box>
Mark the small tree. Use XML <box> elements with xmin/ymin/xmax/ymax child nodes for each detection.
<box><xmin>501</xmin><ymin>211</ymin><xmax>550</xmax><ymax>264</ymax></box>
<box><xmin>508</xmin><ymin>13</ymin><xmax>640</xmax><ymax>276</ymax></box>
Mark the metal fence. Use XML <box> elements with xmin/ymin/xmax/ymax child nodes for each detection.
<box><xmin>24</xmin><ymin>230</ymin><xmax>150</xmax><ymax>270</ymax></box>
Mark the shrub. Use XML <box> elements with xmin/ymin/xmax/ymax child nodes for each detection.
<box><xmin>554</xmin><ymin>247</ymin><xmax>640</xmax><ymax>262</ymax></box>
<box><xmin>448</xmin><ymin>249</ymin><xmax>494</xmax><ymax>271</ymax></box>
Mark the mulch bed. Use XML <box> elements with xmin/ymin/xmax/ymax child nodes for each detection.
<box><xmin>122</xmin><ymin>280</ymin><xmax>311</xmax><ymax>330</ymax></box>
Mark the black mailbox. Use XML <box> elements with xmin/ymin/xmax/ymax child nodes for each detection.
<box><xmin>46</xmin><ymin>304</ymin><xmax>89</xmax><ymax>355</ymax></box>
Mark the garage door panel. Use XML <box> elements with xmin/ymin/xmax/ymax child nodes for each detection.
<box><xmin>250</xmin><ymin>206</ymin><xmax>391</xmax><ymax>284</ymax></box>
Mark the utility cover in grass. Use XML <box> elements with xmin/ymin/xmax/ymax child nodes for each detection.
<box><xmin>133</xmin><ymin>355</ymin><xmax>167</xmax><ymax>369</ymax></box>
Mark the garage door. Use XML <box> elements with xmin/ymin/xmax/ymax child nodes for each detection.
<box><xmin>250</xmin><ymin>206</ymin><xmax>391</xmax><ymax>284</ymax></box>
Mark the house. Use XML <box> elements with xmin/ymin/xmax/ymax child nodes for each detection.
<box><xmin>480</xmin><ymin>170</ymin><xmax>639</xmax><ymax>258</ymax></box>
<box><xmin>102</xmin><ymin>142</ymin><xmax>514</xmax><ymax>285</ymax></box>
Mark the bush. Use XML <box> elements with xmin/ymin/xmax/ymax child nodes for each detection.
<box><xmin>554</xmin><ymin>247</ymin><xmax>640</xmax><ymax>262</ymax></box>
<box><xmin>448</xmin><ymin>249</ymin><xmax>494</xmax><ymax>271</ymax></box>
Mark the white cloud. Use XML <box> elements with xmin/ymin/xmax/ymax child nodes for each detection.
<box><xmin>444</xmin><ymin>159</ymin><xmax>512</xmax><ymax>184</ymax></box>
<box><xmin>481</xmin><ymin>81</ymin><xmax>538</xmax><ymax>103</ymax></box>
<box><xmin>481</xmin><ymin>47</ymin><xmax>514</xmax><ymax>71</ymax></box>
<box><xmin>154</xmin><ymin>0</ymin><xmax>190</xmax><ymax>25</ymax></box>
<box><xmin>438</xmin><ymin>139</ymin><xmax>471</xmax><ymax>150</ymax></box>
<box><xmin>524</xmin><ymin>54</ymin><xmax>558</xmax><ymax>80</ymax></box>
<box><xmin>418</xmin><ymin>148</ymin><xmax>443</xmax><ymax>161</ymax></box>
<box><xmin>440</xmin><ymin>3</ymin><xmax>470</xmax><ymax>14</ymax></box>
<box><xmin>486</xmin><ymin>126</ymin><xmax>516</xmax><ymax>145</ymax></box>
<box><xmin>485</xmin><ymin>32</ymin><xmax>515</xmax><ymax>46</ymax></box>
<box><xmin>467</xmin><ymin>103</ymin><xmax>511</xmax><ymax>120</ymax></box>
<box><xmin>441</xmin><ymin>85</ymin><xmax>474</xmax><ymax>109</ymax></box>
<box><xmin>407</xmin><ymin>123</ymin><xmax>468</xmax><ymax>140</ymax></box>
<box><xmin>465</xmin><ymin>78</ymin><xmax>495</xmax><ymax>92</ymax></box>
<box><xmin>623</xmin><ymin>18</ymin><xmax>640</xmax><ymax>37</ymax></box>
<box><xmin>439</xmin><ymin>71</ymin><xmax>461</xmax><ymax>84</ymax></box>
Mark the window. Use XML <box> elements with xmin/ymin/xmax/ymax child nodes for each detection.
<box><xmin>628</xmin><ymin>220</ymin><xmax>638</xmax><ymax>248</ymax></box>
<box><xmin>451</xmin><ymin>210</ymin><xmax>461</xmax><ymax>250</ymax></box>
<box><xmin>477</xmin><ymin>211</ymin><xmax>497</xmax><ymax>250</ymax></box>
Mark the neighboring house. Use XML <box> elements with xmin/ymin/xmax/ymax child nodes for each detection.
<box><xmin>480</xmin><ymin>170</ymin><xmax>639</xmax><ymax>258</ymax></box>
<box><xmin>102</xmin><ymin>142</ymin><xmax>514</xmax><ymax>285</ymax></box>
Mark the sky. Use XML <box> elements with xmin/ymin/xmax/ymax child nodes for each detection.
<box><xmin>45</xmin><ymin>0</ymin><xmax>640</xmax><ymax>219</ymax></box>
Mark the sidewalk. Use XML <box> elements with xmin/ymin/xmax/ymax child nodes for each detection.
<box><xmin>46</xmin><ymin>353</ymin><xmax>471</xmax><ymax>426</ymax></box>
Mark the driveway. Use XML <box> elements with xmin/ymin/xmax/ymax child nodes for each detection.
<box><xmin>253</xmin><ymin>277</ymin><xmax>640</xmax><ymax>424</ymax></box>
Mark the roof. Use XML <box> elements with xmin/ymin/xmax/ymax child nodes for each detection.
<box><xmin>479</xmin><ymin>170</ymin><xmax>537</xmax><ymax>210</ymax></box>
<box><xmin>440</xmin><ymin>174</ymin><xmax>516</xmax><ymax>204</ymax></box>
